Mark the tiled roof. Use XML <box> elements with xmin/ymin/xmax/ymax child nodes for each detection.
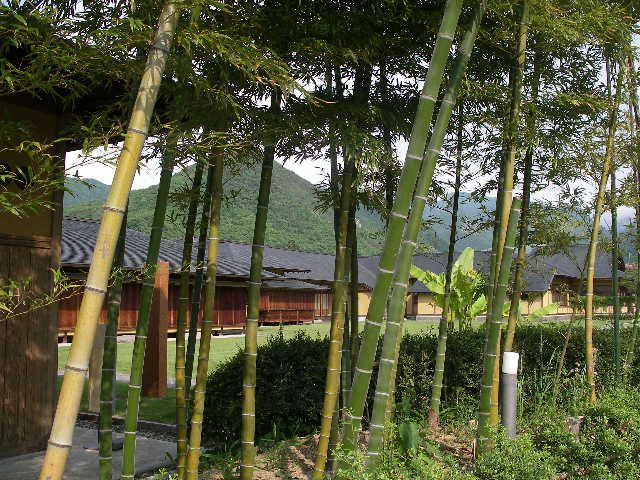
<box><xmin>62</xmin><ymin>218</ymin><xmax>623</xmax><ymax>295</ymax></box>
<box><xmin>406</xmin><ymin>246</ymin><xmax>621</xmax><ymax>294</ymax></box>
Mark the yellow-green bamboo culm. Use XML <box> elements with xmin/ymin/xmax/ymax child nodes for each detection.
<box><xmin>611</xmin><ymin>167</ymin><xmax>621</xmax><ymax>381</ymax></box>
<box><xmin>626</xmin><ymin>54</ymin><xmax>640</xmax><ymax>370</ymax></box>
<box><xmin>240</xmin><ymin>91</ymin><xmax>280</xmax><ymax>480</ymax></box>
<box><xmin>365</xmin><ymin>3</ymin><xmax>486</xmax><ymax>466</ymax></box>
<box><xmin>185</xmin><ymin>152</ymin><xmax>224</xmax><ymax>480</ymax></box>
<box><xmin>312</xmin><ymin>153</ymin><xmax>355</xmax><ymax>479</ymax></box>
<box><xmin>121</xmin><ymin>132</ymin><xmax>178</xmax><ymax>478</ymax></box>
<box><xmin>98</xmin><ymin>209</ymin><xmax>127</xmax><ymax>480</ymax></box>
<box><xmin>504</xmin><ymin>51</ymin><xmax>541</xmax><ymax>353</ymax></box>
<box><xmin>176</xmin><ymin>161</ymin><xmax>204</xmax><ymax>477</ymax></box>
<box><xmin>487</xmin><ymin>0</ymin><xmax>529</xmax><ymax>424</ymax></box>
<box><xmin>476</xmin><ymin>198</ymin><xmax>521</xmax><ymax>453</ymax></box>
<box><xmin>341</xmin><ymin>0</ymin><xmax>465</xmax><ymax>456</ymax></box>
<box><xmin>185</xmin><ymin>165</ymin><xmax>216</xmax><ymax>395</ymax></box>
<box><xmin>428</xmin><ymin>102</ymin><xmax>464</xmax><ymax>429</ymax></box>
<box><xmin>584</xmin><ymin>58</ymin><xmax>624</xmax><ymax>404</ymax></box>
<box><xmin>37</xmin><ymin>5</ymin><xmax>179</xmax><ymax>479</ymax></box>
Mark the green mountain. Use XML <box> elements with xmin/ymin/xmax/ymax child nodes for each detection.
<box><xmin>64</xmin><ymin>162</ymin><xmax>387</xmax><ymax>254</ymax></box>
<box><xmin>64</xmin><ymin>177</ymin><xmax>110</xmax><ymax>207</ymax></box>
<box><xmin>63</xmin><ymin>164</ymin><xmax>496</xmax><ymax>255</ymax></box>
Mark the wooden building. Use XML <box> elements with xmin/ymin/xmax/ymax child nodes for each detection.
<box><xmin>58</xmin><ymin>218</ymin><xmax>326</xmax><ymax>338</ymax></box>
<box><xmin>0</xmin><ymin>95</ymin><xmax>64</xmax><ymax>457</ymax></box>
<box><xmin>404</xmin><ymin>246</ymin><xmax>628</xmax><ymax>319</ymax></box>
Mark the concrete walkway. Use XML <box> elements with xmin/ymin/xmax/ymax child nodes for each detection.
<box><xmin>0</xmin><ymin>427</ymin><xmax>175</xmax><ymax>479</ymax></box>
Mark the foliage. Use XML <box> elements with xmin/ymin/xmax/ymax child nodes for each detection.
<box><xmin>410</xmin><ymin>248</ymin><xmax>486</xmax><ymax>330</ymax></box>
<box><xmin>531</xmin><ymin>387</ymin><xmax>640</xmax><ymax>479</ymax></box>
<box><xmin>201</xmin><ymin>323</ymin><xmax>640</xmax><ymax>449</ymax></box>
<box><xmin>475</xmin><ymin>429</ymin><xmax>557</xmax><ymax>480</ymax></box>
<box><xmin>201</xmin><ymin>331</ymin><xmax>327</xmax><ymax>449</ymax></box>
<box><xmin>333</xmin><ymin>439</ymin><xmax>474</xmax><ymax>480</ymax></box>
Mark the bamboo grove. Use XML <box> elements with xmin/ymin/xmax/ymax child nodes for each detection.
<box><xmin>2</xmin><ymin>0</ymin><xmax>640</xmax><ymax>479</ymax></box>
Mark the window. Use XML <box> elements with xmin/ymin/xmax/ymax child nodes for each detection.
<box><xmin>551</xmin><ymin>289</ymin><xmax>568</xmax><ymax>307</ymax></box>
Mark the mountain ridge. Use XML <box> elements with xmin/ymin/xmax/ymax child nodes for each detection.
<box><xmin>63</xmin><ymin>164</ymin><xmax>496</xmax><ymax>255</ymax></box>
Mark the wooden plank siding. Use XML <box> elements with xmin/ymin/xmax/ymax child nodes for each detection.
<box><xmin>260</xmin><ymin>289</ymin><xmax>315</xmax><ymax>324</ymax></box>
<box><xmin>58</xmin><ymin>280</ymin><xmax>320</xmax><ymax>335</ymax></box>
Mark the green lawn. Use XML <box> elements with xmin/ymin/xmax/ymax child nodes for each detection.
<box><xmin>58</xmin><ymin>317</ymin><xmax>622</xmax><ymax>381</ymax></box>
<box><xmin>58</xmin><ymin>320</ymin><xmax>441</xmax><ymax>379</ymax></box>
<box><xmin>56</xmin><ymin>377</ymin><xmax>177</xmax><ymax>423</ymax></box>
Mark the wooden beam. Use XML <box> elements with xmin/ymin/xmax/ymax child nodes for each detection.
<box><xmin>142</xmin><ymin>261</ymin><xmax>169</xmax><ymax>398</ymax></box>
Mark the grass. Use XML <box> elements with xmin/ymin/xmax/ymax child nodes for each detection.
<box><xmin>57</xmin><ymin>377</ymin><xmax>177</xmax><ymax>423</ymax></box>
<box><xmin>58</xmin><ymin>319</ymin><xmax>442</xmax><ymax>380</ymax></box>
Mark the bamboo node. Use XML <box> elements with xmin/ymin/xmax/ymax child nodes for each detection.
<box><xmin>355</xmin><ymin>367</ymin><xmax>372</xmax><ymax>374</ymax></box>
<box><xmin>391</xmin><ymin>211</ymin><xmax>408</xmax><ymax>220</ymax></box>
<box><xmin>48</xmin><ymin>440</ymin><xmax>72</xmax><ymax>449</ymax></box>
<box><xmin>419</xmin><ymin>94</ymin><xmax>436</xmax><ymax>102</ymax></box>
<box><xmin>414</xmin><ymin>194</ymin><xmax>428</xmax><ymax>202</ymax></box>
<box><xmin>65</xmin><ymin>364</ymin><xmax>88</xmax><ymax>373</ymax></box>
<box><xmin>151</xmin><ymin>41</ymin><xmax>171</xmax><ymax>54</ymax></box>
<box><xmin>437</xmin><ymin>32</ymin><xmax>454</xmax><ymax>41</ymax></box>
<box><xmin>85</xmin><ymin>285</ymin><xmax>107</xmax><ymax>294</ymax></box>
<box><xmin>378</xmin><ymin>267</ymin><xmax>394</xmax><ymax>275</ymax></box>
<box><xmin>406</xmin><ymin>153</ymin><xmax>422</xmax><ymax>161</ymax></box>
<box><xmin>102</xmin><ymin>204</ymin><xmax>127</xmax><ymax>215</ymax></box>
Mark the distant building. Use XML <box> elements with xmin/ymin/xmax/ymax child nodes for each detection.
<box><xmin>58</xmin><ymin>218</ymin><xmax>630</xmax><ymax>339</ymax></box>
<box><xmin>405</xmin><ymin>246</ymin><xmax>627</xmax><ymax>319</ymax></box>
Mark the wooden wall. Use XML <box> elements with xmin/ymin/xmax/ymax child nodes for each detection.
<box><xmin>260</xmin><ymin>289</ymin><xmax>315</xmax><ymax>324</ymax></box>
<box><xmin>60</xmin><ymin>283</ymin><xmax>331</xmax><ymax>333</ymax></box>
<box><xmin>0</xmin><ymin>98</ymin><xmax>62</xmax><ymax>457</ymax></box>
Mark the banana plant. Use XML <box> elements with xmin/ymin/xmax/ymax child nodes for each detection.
<box><xmin>410</xmin><ymin>247</ymin><xmax>486</xmax><ymax>331</ymax></box>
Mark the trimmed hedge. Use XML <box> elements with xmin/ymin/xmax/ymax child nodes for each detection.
<box><xmin>201</xmin><ymin>323</ymin><xmax>640</xmax><ymax>449</ymax></box>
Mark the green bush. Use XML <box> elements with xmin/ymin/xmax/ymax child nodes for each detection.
<box><xmin>475</xmin><ymin>430</ymin><xmax>557</xmax><ymax>480</ymax></box>
<box><xmin>201</xmin><ymin>331</ymin><xmax>327</xmax><ymax>449</ymax></box>
<box><xmin>532</xmin><ymin>387</ymin><xmax>640</xmax><ymax>479</ymax></box>
<box><xmin>201</xmin><ymin>324</ymin><xmax>640</xmax><ymax>449</ymax></box>
<box><xmin>333</xmin><ymin>439</ymin><xmax>475</xmax><ymax>480</ymax></box>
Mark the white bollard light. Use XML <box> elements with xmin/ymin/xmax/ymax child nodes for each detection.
<box><xmin>501</xmin><ymin>351</ymin><xmax>520</xmax><ymax>438</ymax></box>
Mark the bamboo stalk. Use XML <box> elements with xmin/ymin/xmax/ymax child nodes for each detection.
<box><xmin>584</xmin><ymin>57</ymin><xmax>623</xmax><ymax>404</ymax></box>
<box><xmin>625</xmin><ymin>54</ymin><xmax>640</xmax><ymax>370</ymax></box>
<box><xmin>365</xmin><ymin>4</ymin><xmax>486</xmax><ymax>466</ymax></box>
<box><xmin>176</xmin><ymin>161</ymin><xmax>204</xmax><ymax>477</ymax></box>
<box><xmin>342</xmin><ymin>0</ymin><xmax>465</xmax><ymax>455</ymax></box>
<box><xmin>240</xmin><ymin>91</ymin><xmax>281</xmax><ymax>480</ymax></box>
<box><xmin>477</xmin><ymin>198</ymin><xmax>521</xmax><ymax>453</ymax></box>
<box><xmin>312</xmin><ymin>153</ymin><xmax>355</xmax><ymax>479</ymax></box>
<box><xmin>428</xmin><ymin>102</ymin><xmax>464</xmax><ymax>429</ymax></box>
<box><xmin>98</xmin><ymin>209</ymin><xmax>127</xmax><ymax>480</ymax></box>
<box><xmin>611</xmin><ymin>167</ymin><xmax>621</xmax><ymax>382</ymax></box>
<box><xmin>504</xmin><ymin>51</ymin><xmax>541</xmax><ymax>352</ymax></box>
<box><xmin>122</xmin><ymin>131</ymin><xmax>178</xmax><ymax>478</ymax></box>
<box><xmin>185</xmin><ymin>165</ymin><xmax>215</xmax><ymax>398</ymax></box>
<box><xmin>349</xmin><ymin>201</ymin><xmax>360</xmax><ymax>378</ymax></box>
<box><xmin>38</xmin><ymin>5</ymin><xmax>178</xmax><ymax>479</ymax></box>
<box><xmin>185</xmin><ymin>152</ymin><xmax>224</xmax><ymax>480</ymax></box>
<box><xmin>487</xmin><ymin>0</ymin><xmax>530</xmax><ymax>423</ymax></box>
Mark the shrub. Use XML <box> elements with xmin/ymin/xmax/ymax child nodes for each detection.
<box><xmin>532</xmin><ymin>387</ymin><xmax>640</xmax><ymax>479</ymax></box>
<box><xmin>475</xmin><ymin>430</ymin><xmax>557</xmax><ymax>480</ymax></box>
<box><xmin>201</xmin><ymin>324</ymin><xmax>640</xmax><ymax>449</ymax></box>
<box><xmin>333</xmin><ymin>441</ymin><xmax>475</xmax><ymax>480</ymax></box>
<box><xmin>201</xmin><ymin>331</ymin><xmax>327</xmax><ymax>449</ymax></box>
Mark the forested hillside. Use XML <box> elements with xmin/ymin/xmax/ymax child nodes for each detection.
<box><xmin>64</xmin><ymin>163</ymin><xmax>502</xmax><ymax>255</ymax></box>
<box><xmin>64</xmin><ymin>163</ymin><xmax>500</xmax><ymax>255</ymax></box>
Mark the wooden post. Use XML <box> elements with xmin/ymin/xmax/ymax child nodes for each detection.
<box><xmin>142</xmin><ymin>261</ymin><xmax>169</xmax><ymax>397</ymax></box>
<box><xmin>87</xmin><ymin>309</ymin><xmax>107</xmax><ymax>412</ymax></box>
